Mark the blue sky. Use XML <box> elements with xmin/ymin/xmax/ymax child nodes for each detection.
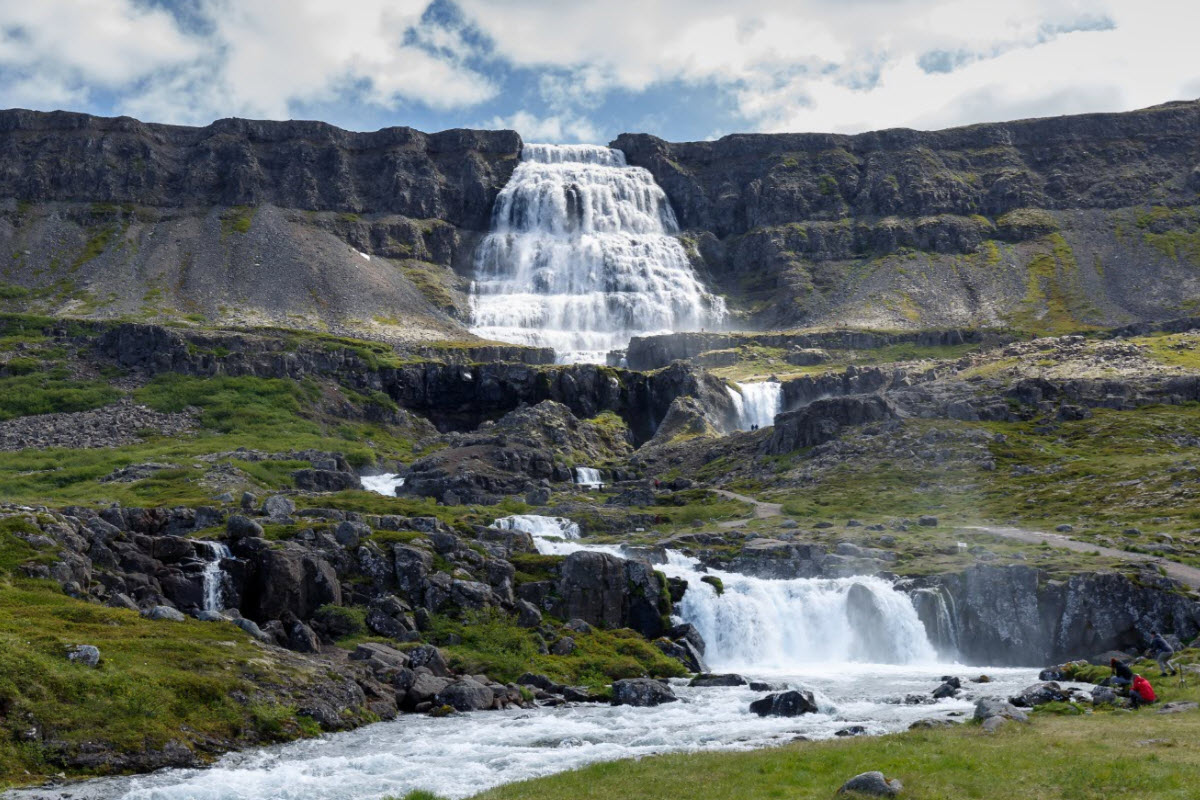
<box><xmin>1</xmin><ymin>0</ymin><xmax>1198</xmax><ymax>143</ymax></box>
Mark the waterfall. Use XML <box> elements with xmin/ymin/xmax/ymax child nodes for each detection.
<box><xmin>574</xmin><ymin>467</ymin><xmax>603</xmax><ymax>488</ymax></box>
<box><xmin>727</xmin><ymin>381</ymin><xmax>783</xmax><ymax>431</ymax></box>
<box><xmin>514</xmin><ymin>513</ymin><xmax>940</xmax><ymax>667</ymax></box>
<box><xmin>469</xmin><ymin>143</ymin><xmax>727</xmax><ymax>364</ymax></box>
<box><xmin>911</xmin><ymin>586</ymin><xmax>961</xmax><ymax>660</ymax></box>
<box><xmin>362</xmin><ymin>473</ymin><xmax>406</xmax><ymax>497</ymax></box>
<box><xmin>197</xmin><ymin>541</ymin><xmax>232</xmax><ymax>613</ymax></box>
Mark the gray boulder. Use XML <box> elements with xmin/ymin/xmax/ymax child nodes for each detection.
<box><xmin>226</xmin><ymin>514</ymin><xmax>264</xmax><ymax>539</ymax></box>
<box><xmin>67</xmin><ymin>644</ymin><xmax>100</xmax><ymax>667</ymax></box>
<box><xmin>837</xmin><ymin>771</ymin><xmax>903</xmax><ymax>797</ymax></box>
<box><xmin>233</xmin><ymin>617</ymin><xmax>271</xmax><ymax>641</ymax></box>
<box><xmin>436</xmin><ymin>678</ymin><xmax>495</xmax><ymax>711</ymax></box>
<box><xmin>335</xmin><ymin>521</ymin><xmax>371</xmax><ymax>548</ymax></box>
<box><xmin>974</xmin><ymin>698</ymin><xmax>1029</xmax><ymax>723</ymax></box>
<box><xmin>1091</xmin><ymin>685</ymin><xmax>1119</xmax><ymax>706</ymax></box>
<box><xmin>611</xmin><ymin>678</ymin><xmax>677</xmax><ymax>707</ymax></box>
<box><xmin>408</xmin><ymin>645</ymin><xmax>450</xmax><ymax>677</ymax></box>
<box><xmin>144</xmin><ymin>605</ymin><xmax>186</xmax><ymax>622</ymax></box>
<box><xmin>1010</xmin><ymin>681</ymin><xmax>1070</xmax><ymax>708</ymax></box>
<box><xmin>749</xmin><ymin>690</ymin><xmax>818</xmax><ymax>717</ymax></box>
<box><xmin>689</xmin><ymin>673</ymin><xmax>747</xmax><ymax>688</ymax></box>
<box><xmin>262</xmin><ymin>495</ymin><xmax>296</xmax><ymax>518</ymax></box>
<box><xmin>515</xmin><ymin>599</ymin><xmax>543</xmax><ymax>628</ymax></box>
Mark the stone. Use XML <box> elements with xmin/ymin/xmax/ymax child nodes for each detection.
<box><xmin>515</xmin><ymin>600</ymin><xmax>543</xmax><ymax>628</ymax></box>
<box><xmin>1157</xmin><ymin>701</ymin><xmax>1199</xmax><ymax>714</ymax></box>
<box><xmin>240</xmin><ymin>491</ymin><xmax>257</xmax><ymax>511</ymax></box>
<box><xmin>550</xmin><ymin>636</ymin><xmax>576</xmax><ymax>656</ymax></box>
<box><xmin>836</xmin><ymin>725</ymin><xmax>867</xmax><ymax>737</ymax></box>
<box><xmin>233</xmin><ymin>617</ymin><xmax>271</xmax><ymax>641</ymax></box>
<box><xmin>909</xmin><ymin>718</ymin><xmax>955</xmax><ymax>730</ymax></box>
<box><xmin>931</xmin><ymin>682</ymin><xmax>959</xmax><ymax>700</ymax></box>
<box><xmin>525</xmin><ymin>487</ymin><xmax>551</xmax><ymax>506</ymax></box>
<box><xmin>285</xmin><ymin>618</ymin><xmax>320</xmax><ymax>653</ymax></box>
<box><xmin>749</xmin><ymin>690</ymin><xmax>819</xmax><ymax>717</ymax></box>
<box><xmin>982</xmin><ymin>716</ymin><xmax>1009</xmax><ymax>733</ymax></box>
<box><xmin>262</xmin><ymin>495</ymin><xmax>296</xmax><ymax>518</ymax></box>
<box><xmin>917</xmin><ymin>515</ymin><xmax>939</xmax><ymax>527</ymax></box>
<box><xmin>836</xmin><ymin>771</ymin><xmax>903</xmax><ymax>796</ymax></box>
<box><xmin>407</xmin><ymin>673</ymin><xmax>453</xmax><ymax>707</ymax></box>
<box><xmin>689</xmin><ymin>673</ymin><xmax>747</xmax><ymax>688</ymax></box>
<box><xmin>144</xmin><ymin>605</ymin><xmax>185</xmax><ymax>622</ymax></box>
<box><xmin>436</xmin><ymin>678</ymin><xmax>495</xmax><ymax>712</ymax></box>
<box><xmin>67</xmin><ymin>644</ymin><xmax>100</xmax><ymax>667</ymax></box>
<box><xmin>408</xmin><ymin>645</ymin><xmax>450</xmax><ymax>677</ymax></box>
<box><xmin>611</xmin><ymin>678</ymin><xmax>677</xmax><ymax>707</ymax></box>
<box><xmin>974</xmin><ymin>698</ymin><xmax>1028</xmax><ymax>723</ymax></box>
<box><xmin>1010</xmin><ymin>681</ymin><xmax>1070</xmax><ymax>708</ymax></box>
<box><xmin>1091</xmin><ymin>686</ymin><xmax>1118</xmax><ymax>706</ymax></box>
<box><xmin>226</xmin><ymin>514</ymin><xmax>264</xmax><ymax>539</ymax></box>
<box><xmin>334</xmin><ymin>521</ymin><xmax>371</xmax><ymax>548</ymax></box>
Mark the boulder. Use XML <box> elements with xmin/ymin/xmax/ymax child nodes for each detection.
<box><xmin>144</xmin><ymin>605</ymin><xmax>185</xmax><ymax>622</ymax></box>
<box><xmin>249</xmin><ymin>548</ymin><xmax>341</xmax><ymax>620</ymax></box>
<box><xmin>285</xmin><ymin>617</ymin><xmax>320</xmax><ymax>653</ymax></box>
<box><xmin>1157</xmin><ymin>701</ymin><xmax>1199</xmax><ymax>714</ymax></box>
<box><xmin>262</xmin><ymin>495</ymin><xmax>296</xmax><ymax>518</ymax></box>
<box><xmin>334</xmin><ymin>521</ymin><xmax>371</xmax><ymax>548</ymax></box>
<box><xmin>611</xmin><ymin>678</ymin><xmax>677</xmax><ymax>707</ymax></box>
<box><xmin>932</xmin><ymin>682</ymin><xmax>959</xmax><ymax>700</ymax></box>
<box><xmin>515</xmin><ymin>599</ymin><xmax>543</xmax><ymax>628</ymax></box>
<box><xmin>836</xmin><ymin>726</ymin><xmax>867</xmax><ymax>737</ymax></box>
<box><xmin>1091</xmin><ymin>686</ymin><xmax>1119</xmax><ymax>706</ymax></box>
<box><xmin>974</xmin><ymin>698</ymin><xmax>1028</xmax><ymax>723</ymax></box>
<box><xmin>550</xmin><ymin>636</ymin><xmax>576</xmax><ymax>656</ymax></box>
<box><xmin>837</xmin><ymin>771</ymin><xmax>903</xmax><ymax>797</ymax></box>
<box><xmin>232</xmin><ymin>617</ymin><xmax>271</xmax><ymax>641</ymax></box>
<box><xmin>226</xmin><ymin>514</ymin><xmax>264</xmax><ymax>539</ymax></box>
<box><xmin>406</xmin><ymin>672</ymin><xmax>453</xmax><ymax>707</ymax></box>
<box><xmin>1010</xmin><ymin>681</ymin><xmax>1070</xmax><ymax>708</ymax></box>
<box><xmin>749</xmin><ymin>690</ymin><xmax>818</xmax><ymax>717</ymax></box>
<box><xmin>554</xmin><ymin>550</ymin><xmax>668</xmax><ymax>639</ymax></box>
<box><xmin>67</xmin><ymin>644</ymin><xmax>100</xmax><ymax>667</ymax></box>
<box><xmin>408</xmin><ymin>645</ymin><xmax>450</xmax><ymax>677</ymax></box>
<box><xmin>655</xmin><ymin>638</ymin><xmax>706</xmax><ymax>673</ymax></box>
<box><xmin>689</xmin><ymin>673</ymin><xmax>747</xmax><ymax>688</ymax></box>
<box><xmin>436</xmin><ymin>678</ymin><xmax>495</xmax><ymax>712</ymax></box>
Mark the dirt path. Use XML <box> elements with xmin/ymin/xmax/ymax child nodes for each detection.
<box><xmin>966</xmin><ymin>525</ymin><xmax>1200</xmax><ymax>591</ymax></box>
<box><xmin>712</xmin><ymin>488</ymin><xmax>783</xmax><ymax>527</ymax></box>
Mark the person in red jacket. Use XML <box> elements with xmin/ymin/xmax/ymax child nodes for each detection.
<box><xmin>1130</xmin><ymin>674</ymin><xmax>1157</xmax><ymax>709</ymax></box>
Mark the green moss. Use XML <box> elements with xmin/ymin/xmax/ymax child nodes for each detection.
<box><xmin>700</xmin><ymin>575</ymin><xmax>724</xmax><ymax>596</ymax></box>
<box><xmin>220</xmin><ymin>206</ymin><xmax>256</xmax><ymax>236</ymax></box>
<box><xmin>510</xmin><ymin>553</ymin><xmax>564</xmax><ymax>584</ymax></box>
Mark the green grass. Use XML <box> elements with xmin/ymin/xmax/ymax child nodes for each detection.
<box><xmin>472</xmin><ymin>685</ymin><xmax>1200</xmax><ymax>800</ymax></box>
<box><xmin>0</xmin><ymin>370</ymin><xmax>120</xmax><ymax>421</ymax></box>
<box><xmin>220</xmin><ymin>206</ymin><xmax>256</xmax><ymax>236</ymax></box>
<box><xmin>429</xmin><ymin>609</ymin><xmax>686</xmax><ymax>688</ymax></box>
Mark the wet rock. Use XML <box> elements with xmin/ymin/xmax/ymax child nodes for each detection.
<box><xmin>436</xmin><ymin>678</ymin><xmax>495</xmax><ymax>712</ymax></box>
<box><xmin>655</xmin><ymin>638</ymin><xmax>706</xmax><ymax>673</ymax></box>
<box><xmin>836</xmin><ymin>770</ymin><xmax>903</xmax><ymax>796</ymax></box>
<box><xmin>931</xmin><ymin>682</ymin><xmax>959</xmax><ymax>700</ymax></box>
<box><xmin>689</xmin><ymin>673</ymin><xmax>747</xmax><ymax>688</ymax></box>
<box><xmin>749</xmin><ymin>690</ymin><xmax>818</xmax><ymax>717</ymax></box>
<box><xmin>1010</xmin><ymin>681</ymin><xmax>1070</xmax><ymax>708</ymax></box>
<box><xmin>611</xmin><ymin>678</ymin><xmax>677</xmax><ymax>707</ymax></box>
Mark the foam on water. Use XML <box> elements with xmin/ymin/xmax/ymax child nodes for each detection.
<box><xmin>726</xmin><ymin>381</ymin><xmax>783</xmax><ymax>431</ymax></box>
<box><xmin>360</xmin><ymin>473</ymin><xmax>405</xmax><ymax>497</ymax></box>
<box><xmin>574</xmin><ymin>467</ymin><xmax>603</xmax><ymax>487</ymax></box>
<box><xmin>469</xmin><ymin>143</ymin><xmax>726</xmax><ymax>363</ymax></box>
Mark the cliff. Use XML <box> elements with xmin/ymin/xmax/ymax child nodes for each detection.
<box><xmin>614</xmin><ymin>100</ymin><xmax>1200</xmax><ymax>331</ymax></box>
<box><xmin>0</xmin><ymin>110</ymin><xmax>521</xmax><ymax>341</ymax></box>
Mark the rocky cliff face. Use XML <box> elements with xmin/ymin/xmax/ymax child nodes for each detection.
<box><xmin>614</xmin><ymin>101</ymin><xmax>1200</xmax><ymax>331</ymax></box>
<box><xmin>906</xmin><ymin>565</ymin><xmax>1200</xmax><ymax>666</ymax></box>
<box><xmin>0</xmin><ymin>110</ymin><xmax>521</xmax><ymax>341</ymax></box>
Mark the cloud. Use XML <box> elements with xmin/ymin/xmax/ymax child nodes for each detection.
<box><xmin>486</xmin><ymin>110</ymin><xmax>600</xmax><ymax>143</ymax></box>
<box><xmin>0</xmin><ymin>0</ymin><xmax>1197</xmax><ymax>141</ymax></box>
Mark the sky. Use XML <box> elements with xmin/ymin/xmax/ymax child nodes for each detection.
<box><xmin>1</xmin><ymin>0</ymin><xmax>1198</xmax><ymax>143</ymax></box>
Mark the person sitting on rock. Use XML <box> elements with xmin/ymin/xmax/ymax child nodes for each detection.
<box><xmin>1149</xmin><ymin>630</ymin><xmax>1178</xmax><ymax>677</ymax></box>
<box><xmin>1109</xmin><ymin>657</ymin><xmax>1134</xmax><ymax>689</ymax></box>
<box><xmin>1130</xmin><ymin>674</ymin><xmax>1157</xmax><ymax>709</ymax></box>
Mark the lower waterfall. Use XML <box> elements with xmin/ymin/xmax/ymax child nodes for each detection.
<box><xmin>726</xmin><ymin>381</ymin><xmax>783</xmax><ymax>431</ymax></box>
<box><xmin>574</xmin><ymin>467</ymin><xmax>603</xmax><ymax>488</ymax></box>
<box><xmin>509</xmin><ymin>514</ymin><xmax>938</xmax><ymax>667</ymax></box>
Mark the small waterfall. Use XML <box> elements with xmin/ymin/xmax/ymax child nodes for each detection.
<box><xmin>911</xmin><ymin>586</ymin><xmax>961</xmax><ymax>660</ymax></box>
<box><xmin>574</xmin><ymin>467</ymin><xmax>603</xmax><ymax>488</ymax></box>
<box><xmin>469</xmin><ymin>143</ymin><xmax>727</xmax><ymax>364</ymax></box>
<box><xmin>519</xmin><ymin>513</ymin><xmax>939</xmax><ymax>667</ymax></box>
<box><xmin>362</xmin><ymin>473</ymin><xmax>406</xmax><ymax>497</ymax></box>
<box><xmin>197</xmin><ymin>541</ymin><xmax>232</xmax><ymax>613</ymax></box>
<box><xmin>726</xmin><ymin>381</ymin><xmax>783</xmax><ymax>431</ymax></box>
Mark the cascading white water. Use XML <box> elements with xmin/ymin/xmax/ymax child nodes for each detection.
<box><xmin>361</xmin><ymin>473</ymin><xmax>406</xmax><ymax>497</ymax></box>
<box><xmin>726</xmin><ymin>381</ymin><xmax>783</xmax><ymax>431</ymax></box>
<box><xmin>512</xmin><ymin>514</ymin><xmax>937</xmax><ymax>667</ymax></box>
<box><xmin>574</xmin><ymin>467</ymin><xmax>603</xmax><ymax>488</ymax></box>
<box><xmin>197</xmin><ymin>541</ymin><xmax>232</xmax><ymax>613</ymax></box>
<box><xmin>469</xmin><ymin>143</ymin><xmax>727</xmax><ymax>363</ymax></box>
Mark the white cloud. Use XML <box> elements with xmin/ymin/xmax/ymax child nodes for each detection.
<box><xmin>487</xmin><ymin>110</ymin><xmax>600</xmax><ymax>143</ymax></box>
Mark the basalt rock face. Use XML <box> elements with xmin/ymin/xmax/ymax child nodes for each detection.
<box><xmin>613</xmin><ymin>102</ymin><xmax>1200</xmax><ymax>330</ymax></box>
<box><xmin>763</xmin><ymin>395</ymin><xmax>899</xmax><ymax>455</ymax></box>
<box><xmin>906</xmin><ymin>565</ymin><xmax>1200</xmax><ymax>666</ymax></box>
<box><xmin>0</xmin><ymin>110</ymin><xmax>522</xmax><ymax>339</ymax></box>
<box><xmin>0</xmin><ymin>110</ymin><xmax>521</xmax><ymax>225</ymax></box>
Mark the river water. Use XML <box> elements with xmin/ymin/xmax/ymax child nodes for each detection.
<box><xmin>4</xmin><ymin>516</ymin><xmax>1049</xmax><ymax>800</ymax></box>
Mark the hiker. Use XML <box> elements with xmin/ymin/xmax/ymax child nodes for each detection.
<box><xmin>1109</xmin><ymin>657</ymin><xmax>1134</xmax><ymax>688</ymax></box>
<box><xmin>1149</xmin><ymin>630</ymin><xmax>1179</xmax><ymax>677</ymax></box>
<box><xmin>1130</xmin><ymin>674</ymin><xmax>1157</xmax><ymax>709</ymax></box>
